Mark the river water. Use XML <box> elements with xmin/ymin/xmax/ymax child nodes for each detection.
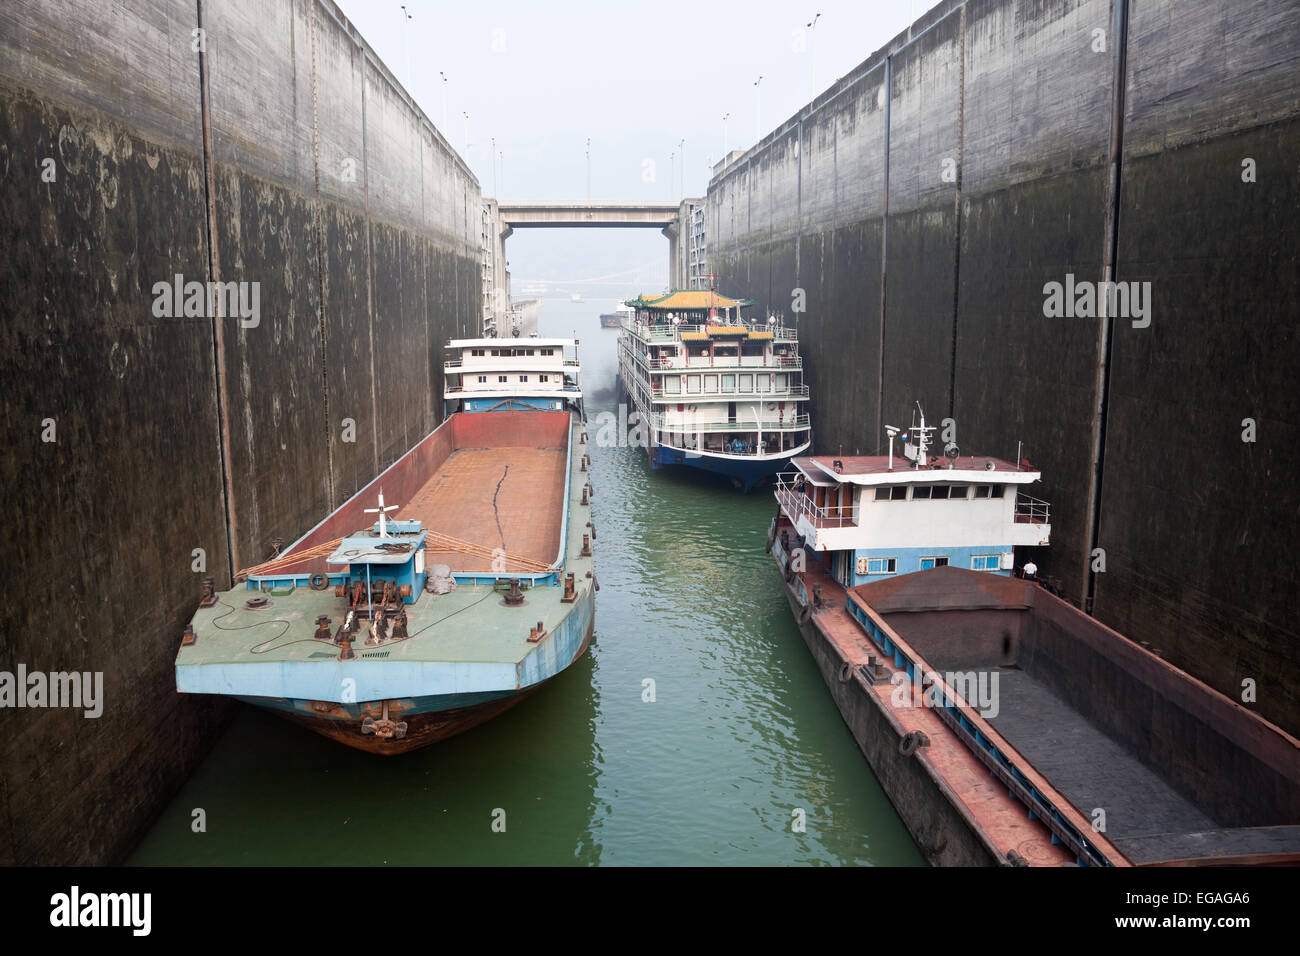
<box><xmin>129</xmin><ymin>302</ymin><xmax>921</xmax><ymax>866</ymax></box>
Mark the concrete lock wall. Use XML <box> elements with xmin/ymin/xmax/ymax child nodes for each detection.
<box><xmin>0</xmin><ymin>0</ymin><xmax>481</xmax><ymax>864</ymax></box>
<box><xmin>708</xmin><ymin>0</ymin><xmax>1300</xmax><ymax>736</ymax></box>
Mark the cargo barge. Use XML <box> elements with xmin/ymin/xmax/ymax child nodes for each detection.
<box><xmin>174</xmin><ymin>340</ymin><xmax>596</xmax><ymax>755</ymax></box>
<box><xmin>616</xmin><ymin>289</ymin><xmax>811</xmax><ymax>491</ymax></box>
<box><xmin>770</xmin><ymin>411</ymin><xmax>1300</xmax><ymax>864</ymax></box>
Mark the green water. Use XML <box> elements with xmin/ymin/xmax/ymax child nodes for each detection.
<box><xmin>128</xmin><ymin>303</ymin><xmax>922</xmax><ymax>866</ymax></box>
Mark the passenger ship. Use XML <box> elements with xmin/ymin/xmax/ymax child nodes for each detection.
<box><xmin>616</xmin><ymin>290</ymin><xmax>811</xmax><ymax>491</ymax></box>
<box><xmin>175</xmin><ymin>339</ymin><xmax>595</xmax><ymax>755</ymax></box>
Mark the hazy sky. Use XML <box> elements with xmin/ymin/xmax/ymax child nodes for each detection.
<box><xmin>343</xmin><ymin>0</ymin><xmax>937</xmax><ymax>293</ymax></box>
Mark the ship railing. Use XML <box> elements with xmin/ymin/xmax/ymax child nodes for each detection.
<box><xmin>444</xmin><ymin>358</ymin><xmax>463</xmax><ymax>369</ymax></box>
<box><xmin>650</xmin><ymin>412</ymin><xmax>810</xmax><ymax>432</ymax></box>
<box><xmin>641</xmin><ymin>353</ymin><xmax>805</xmax><ymax>373</ymax></box>
<box><xmin>632</xmin><ymin>322</ymin><xmax>800</xmax><ymax>343</ymax></box>
<box><xmin>1014</xmin><ymin>493</ymin><xmax>1051</xmax><ymax>525</ymax></box>
<box><xmin>773</xmin><ymin>472</ymin><xmax>856</xmax><ymax>528</ymax></box>
<box><xmin>654</xmin><ymin>384</ymin><xmax>811</xmax><ymax>398</ymax></box>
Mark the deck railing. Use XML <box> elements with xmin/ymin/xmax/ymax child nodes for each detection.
<box><xmin>1014</xmin><ymin>493</ymin><xmax>1051</xmax><ymax>525</ymax></box>
<box><xmin>650</xmin><ymin>412</ymin><xmax>810</xmax><ymax>432</ymax></box>
<box><xmin>773</xmin><ymin>472</ymin><xmax>856</xmax><ymax>529</ymax></box>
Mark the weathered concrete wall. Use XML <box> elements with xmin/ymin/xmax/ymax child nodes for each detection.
<box><xmin>0</xmin><ymin>0</ymin><xmax>480</xmax><ymax>864</ymax></box>
<box><xmin>708</xmin><ymin>0</ymin><xmax>1300</xmax><ymax>735</ymax></box>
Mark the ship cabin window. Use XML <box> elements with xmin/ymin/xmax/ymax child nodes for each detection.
<box><xmin>974</xmin><ymin>485</ymin><xmax>989</xmax><ymax>498</ymax></box>
<box><xmin>950</xmin><ymin>486</ymin><xmax>968</xmax><ymax>498</ymax></box>
<box><xmin>722</xmin><ymin>374</ymin><xmax>735</xmax><ymax>391</ymax></box>
<box><xmin>498</xmin><ymin>375</ymin><xmax>508</xmax><ymax>383</ymax></box>
<box><xmin>519</xmin><ymin>375</ymin><xmax>528</xmax><ymax>382</ymax></box>
<box><xmin>912</xmin><ymin>486</ymin><xmax>932</xmax><ymax>499</ymax></box>
<box><xmin>775</xmin><ymin>374</ymin><xmax>787</xmax><ymax>391</ymax></box>
<box><xmin>540</xmin><ymin>348</ymin><xmax>555</xmax><ymax>356</ymax></box>
<box><xmin>920</xmin><ymin>557</ymin><xmax>949</xmax><ymax>570</ymax></box>
<box><xmin>932</xmin><ymin>486</ymin><xmax>950</xmax><ymax>499</ymax></box>
<box><xmin>860</xmin><ymin>557</ymin><xmax>896</xmax><ymax>575</ymax></box>
<box><xmin>477</xmin><ymin>375</ymin><xmax>487</xmax><ymax>383</ymax></box>
<box><xmin>874</xmin><ymin>487</ymin><xmax>890</xmax><ymax>501</ymax></box>
<box><xmin>990</xmin><ymin>484</ymin><xmax>1004</xmax><ymax>498</ymax></box>
<box><xmin>471</xmin><ymin>348</ymin><xmax>485</xmax><ymax>356</ymax></box>
<box><xmin>972</xmin><ymin>554</ymin><xmax>1000</xmax><ymax>571</ymax></box>
<box><xmin>539</xmin><ymin>374</ymin><xmax>549</xmax><ymax>382</ymax></box>
<box><xmin>704</xmin><ymin>374</ymin><xmax>718</xmax><ymax>393</ymax></box>
<box><xmin>665</xmin><ymin>377</ymin><xmax>681</xmax><ymax>394</ymax></box>
<box><xmin>875</xmin><ymin>486</ymin><xmax>907</xmax><ymax>500</ymax></box>
<box><xmin>686</xmin><ymin>375</ymin><xmax>701</xmax><ymax>394</ymax></box>
<box><xmin>739</xmin><ymin>373</ymin><xmax>753</xmax><ymax>391</ymax></box>
<box><xmin>756</xmin><ymin>375</ymin><xmax>770</xmax><ymax>393</ymax></box>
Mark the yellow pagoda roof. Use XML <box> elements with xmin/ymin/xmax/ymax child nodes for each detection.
<box><xmin>624</xmin><ymin>290</ymin><xmax>752</xmax><ymax>312</ymax></box>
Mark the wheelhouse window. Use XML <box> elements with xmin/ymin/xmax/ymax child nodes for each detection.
<box><xmin>972</xmin><ymin>554</ymin><xmax>1000</xmax><ymax>571</ymax></box>
<box><xmin>974</xmin><ymin>485</ymin><xmax>991</xmax><ymax>498</ymax></box>
<box><xmin>950</xmin><ymin>486</ymin><xmax>968</xmax><ymax>499</ymax></box>
<box><xmin>990</xmin><ymin>484</ymin><xmax>1004</xmax><ymax>498</ymax></box>
<box><xmin>932</xmin><ymin>486</ymin><xmax>950</xmax><ymax>499</ymax></box>
<box><xmin>912</xmin><ymin>486</ymin><xmax>932</xmax><ymax>500</ymax></box>
<box><xmin>874</xmin><ymin>487</ymin><xmax>891</xmax><ymax>501</ymax></box>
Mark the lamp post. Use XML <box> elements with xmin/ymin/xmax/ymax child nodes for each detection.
<box><xmin>668</xmin><ymin>151</ymin><xmax>675</xmax><ymax>200</ymax></box>
<box><xmin>808</xmin><ymin>13</ymin><xmax>821</xmax><ymax>101</ymax></box>
<box><xmin>585</xmin><ymin>138</ymin><xmax>591</xmax><ymax>205</ymax></box>
<box><xmin>439</xmin><ymin>71</ymin><xmax>448</xmax><ymax>133</ymax></box>
<box><xmin>678</xmin><ymin>138</ymin><xmax>685</xmax><ymax>196</ymax></box>
<box><xmin>400</xmin><ymin>5</ymin><xmax>412</xmax><ymax>90</ymax></box>
<box><xmin>722</xmin><ymin>112</ymin><xmax>730</xmax><ymax>158</ymax></box>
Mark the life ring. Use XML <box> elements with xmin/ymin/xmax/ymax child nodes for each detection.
<box><xmin>309</xmin><ymin>573</ymin><xmax>329</xmax><ymax>591</ymax></box>
<box><xmin>899</xmin><ymin>730</ymin><xmax>930</xmax><ymax>757</ymax></box>
<box><xmin>798</xmin><ymin>603</ymin><xmax>813</xmax><ymax>627</ymax></box>
<box><xmin>837</xmin><ymin>660</ymin><xmax>855</xmax><ymax>683</ymax></box>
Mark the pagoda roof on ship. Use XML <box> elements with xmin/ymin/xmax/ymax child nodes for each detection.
<box><xmin>624</xmin><ymin>290</ymin><xmax>752</xmax><ymax>311</ymax></box>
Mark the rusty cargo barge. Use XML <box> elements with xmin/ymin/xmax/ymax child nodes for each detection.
<box><xmin>769</xmin><ymin>412</ymin><xmax>1300</xmax><ymax>866</ymax></box>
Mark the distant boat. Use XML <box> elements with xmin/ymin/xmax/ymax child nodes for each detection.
<box><xmin>600</xmin><ymin>303</ymin><xmax>633</xmax><ymax>328</ymax></box>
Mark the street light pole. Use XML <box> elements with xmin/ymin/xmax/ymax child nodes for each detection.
<box><xmin>669</xmin><ymin>151</ymin><xmax>675</xmax><ymax>200</ymax></box>
<box><xmin>722</xmin><ymin>112</ymin><xmax>730</xmax><ymax>157</ymax></box>
<box><xmin>753</xmin><ymin>75</ymin><xmax>763</xmax><ymax>144</ymax></box>
<box><xmin>586</xmin><ymin>138</ymin><xmax>591</xmax><ymax>205</ymax></box>
<box><xmin>808</xmin><ymin>13</ymin><xmax>821</xmax><ymax>101</ymax></box>
<box><xmin>400</xmin><ymin>5</ymin><xmax>412</xmax><ymax>91</ymax></box>
<box><xmin>678</xmin><ymin>138</ymin><xmax>685</xmax><ymax>196</ymax></box>
<box><xmin>439</xmin><ymin>71</ymin><xmax>448</xmax><ymax>133</ymax></box>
